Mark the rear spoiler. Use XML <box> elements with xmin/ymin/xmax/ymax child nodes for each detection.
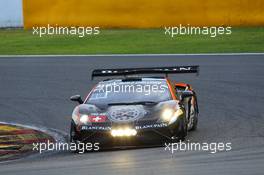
<box><xmin>91</xmin><ymin>66</ymin><xmax>199</xmax><ymax>80</ymax></box>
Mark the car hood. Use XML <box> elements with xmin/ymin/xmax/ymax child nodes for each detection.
<box><xmin>74</xmin><ymin>100</ymin><xmax>179</xmax><ymax>123</ymax></box>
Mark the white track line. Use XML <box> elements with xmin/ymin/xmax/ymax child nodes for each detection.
<box><xmin>0</xmin><ymin>53</ymin><xmax>263</xmax><ymax>57</ymax></box>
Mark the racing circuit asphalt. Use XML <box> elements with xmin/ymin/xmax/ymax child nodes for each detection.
<box><xmin>0</xmin><ymin>55</ymin><xmax>263</xmax><ymax>175</ymax></box>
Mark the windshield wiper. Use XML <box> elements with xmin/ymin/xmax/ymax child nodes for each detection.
<box><xmin>108</xmin><ymin>101</ymin><xmax>158</xmax><ymax>106</ymax></box>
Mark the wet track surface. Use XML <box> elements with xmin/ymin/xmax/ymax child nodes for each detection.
<box><xmin>0</xmin><ymin>55</ymin><xmax>263</xmax><ymax>175</ymax></box>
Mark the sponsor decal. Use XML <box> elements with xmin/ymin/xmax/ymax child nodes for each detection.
<box><xmin>88</xmin><ymin>115</ymin><xmax>107</xmax><ymax>122</ymax></box>
<box><xmin>135</xmin><ymin>123</ymin><xmax>168</xmax><ymax>129</ymax></box>
<box><xmin>81</xmin><ymin>126</ymin><xmax>111</xmax><ymax>131</ymax></box>
<box><xmin>80</xmin><ymin>123</ymin><xmax>167</xmax><ymax>131</ymax></box>
<box><xmin>109</xmin><ymin>106</ymin><xmax>144</xmax><ymax>122</ymax></box>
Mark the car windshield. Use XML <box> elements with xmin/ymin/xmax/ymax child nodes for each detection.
<box><xmin>86</xmin><ymin>79</ymin><xmax>172</xmax><ymax>105</ymax></box>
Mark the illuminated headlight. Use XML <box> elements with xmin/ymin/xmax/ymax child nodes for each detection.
<box><xmin>161</xmin><ymin>108</ymin><xmax>175</xmax><ymax>121</ymax></box>
<box><xmin>161</xmin><ymin>108</ymin><xmax>183</xmax><ymax>124</ymax></box>
<box><xmin>79</xmin><ymin>114</ymin><xmax>89</xmax><ymax>123</ymax></box>
<box><xmin>111</xmin><ymin>128</ymin><xmax>137</xmax><ymax>137</ymax></box>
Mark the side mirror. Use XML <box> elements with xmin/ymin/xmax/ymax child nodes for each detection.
<box><xmin>70</xmin><ymin>95</ymin><xmax>83</xmax><ymax>104</ymax></box>
<box><xmin>181</xmin><ymin>91</ymin><xmax>194</xmax><ymax>100</ymax></box>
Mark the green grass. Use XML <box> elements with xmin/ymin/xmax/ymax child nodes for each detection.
<box><xmin>0</xmin><ymin>28</ymin><xmax>263</xmax><ymax>54</ymax></box>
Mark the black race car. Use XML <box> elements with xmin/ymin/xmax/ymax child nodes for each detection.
<box><xmin>70</xmin><ymin>66</ymin><xmax>199</xmax><ymax>149</ymax></box>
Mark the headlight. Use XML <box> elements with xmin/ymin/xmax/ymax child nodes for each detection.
<box><xmin>111</xmin><ymin>128</ymin><xmax>137</xmax><ymax>137</ymax></box>
<box><xmin>161</xmin><ymin>108</ymin><xmax>183</xmax><ymax>124</ymax></box>
<box><xmin>79</xmin><ymin>114</ymin><xmax>89</xmax><ymax>123</ymax></box>
<box><xmin>161</xmin><ymin>108</ymin><xmax>175</xmax><ymax>121</ymax></box>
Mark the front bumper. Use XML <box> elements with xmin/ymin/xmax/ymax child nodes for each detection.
<box><xmin>75</xmin><ymin>121</ymin><xmax>182</xmax><ymax>147</ymax></box>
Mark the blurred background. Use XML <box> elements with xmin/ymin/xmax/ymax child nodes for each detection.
<box><xmin>0</xmin><ymin>0</ymin><xmax>263</xmax><ymax>55</ymax></box>
<box><xmin>1</xmin><ymin>0</ymin><xmax>264</xmax><ymax>28</ymax></box>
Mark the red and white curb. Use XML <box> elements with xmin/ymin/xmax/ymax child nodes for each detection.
<box><xmin>0</xmin><ymin>122</ymin><xmax>66</xmax><ymax>161</ymax></box>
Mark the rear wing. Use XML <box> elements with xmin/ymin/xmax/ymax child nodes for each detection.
<box><xmin>91</xmin><ymin>66</ymin><xmax>199</xmax><ymax>80</ymax></box>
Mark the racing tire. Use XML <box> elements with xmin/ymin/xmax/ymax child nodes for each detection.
<box><xmin>189</xmin><ymin>110</ymin><xmax>198</xmax><ymax>131</ymax></box>
<box><xmin>189</xmin><ymin>100</ymin><xmax>198</xmax><ymax>131</ymax></box>
<box><xmin>172</xmin><ymin>115</ymin><xmax>187</xmax><ymax>142</ymax></box>
<box><xmin>70</xmin><ymin>121</ymin><xmax>82</xmax><ymax>153</ymax></box>
<box><xmin>70</xmin><ymin>121</ymin><xmax>77</xmax><ymax>143</ymax></box>
<box><xmin>190</xmin><ymin>94</ymin><xmax>199</xmax><ymax>131</ymax></box>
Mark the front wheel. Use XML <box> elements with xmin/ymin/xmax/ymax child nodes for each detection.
<box><xmin>70</xmin><ymin>121</ymin><xmax>78</xmax><ymax>143</ymax></box>
<box><xmin>70</xmin><ymin>121</ymin><xmax>83</xmax><ymax>153</ymax></box>
<box><xmin>189</xmin><ymin>105</ymin><xmax>198</xmax><ymax>131</ymax></box>
<box><xmin>172</xmin><ymin>115</ymin><xmax>187</xmax><ymax>141</ymax></box>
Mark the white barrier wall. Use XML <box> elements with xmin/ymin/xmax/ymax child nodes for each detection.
<box><xmin>0</xmin><ymin>0</ymin><xmax>23</xmax><ymax>27</ymax></box>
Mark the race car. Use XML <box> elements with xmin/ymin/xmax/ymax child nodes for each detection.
<box><xmin>70</xmin><ymin>66</ymin><xmax>199</xmax><ymax>148</ymax></box>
